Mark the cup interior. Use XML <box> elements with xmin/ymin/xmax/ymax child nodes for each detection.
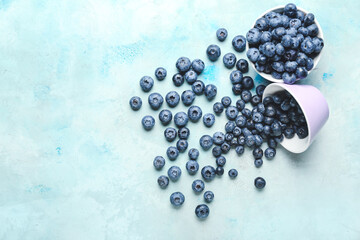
<box><xmin>246</xmin><ymin>5</ymin><xmax>324</xmax><ymax>83</ymax></box>
<box><xmin>262</xmin><ymin>83</ymin><xmax>311</xmax><ymax>153</ymax></box>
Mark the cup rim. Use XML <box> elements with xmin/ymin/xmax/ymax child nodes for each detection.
<box><xmin>263</xmin><ymin>83</ymin><xmax>311</xmax><ymax>153</ymax></box>
<box><xmin>246</xmin><ymin>5</ymin><xmax>324</xmax><ymax>83</ymax></box>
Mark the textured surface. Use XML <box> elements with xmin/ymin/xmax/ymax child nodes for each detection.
<box><xmin>1</xmin><ymin>0</ymin><xmax>360</xmax><ymax>239</ymax></box>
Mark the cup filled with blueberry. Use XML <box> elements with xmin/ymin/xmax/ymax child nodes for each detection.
<box><xmin>246</xmin><ymin>3</ymin><xmax>324</xmax><ymax>84</ymax></box>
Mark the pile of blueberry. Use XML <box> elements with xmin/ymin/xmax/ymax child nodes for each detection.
<box><xmin>129</xmin><ymin>3</ymin><xmax>310</xmax><ymax>219</ymax></box>
<box><xmin>246</xmin><ymin>3</ymin><xmax>324</xmax><ymax>84</ymax></box>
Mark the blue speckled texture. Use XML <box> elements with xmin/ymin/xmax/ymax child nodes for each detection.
<box><xmin>0</xmin><ymin>0</ymin><xmax>360</xmax><ymax>239</ymax></box>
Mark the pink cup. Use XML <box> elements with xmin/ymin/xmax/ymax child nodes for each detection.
<box><xmin>263</xmin><ymin>83</ymin><xmax>329</xmax><ymax>153</ymax></box>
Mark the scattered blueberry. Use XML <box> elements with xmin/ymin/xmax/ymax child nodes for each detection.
<box><xmin>204</xmin><ymin>191</ymin><xmax>214</xmax><ymax>203</ymax></box>
<box><xmin>232</xmin><ymin>35</ymin><xmax>246</xmax><ymax>52</ymax></box>
<box><xmin>159</xmin><ymin>109</ymin><xmax>173</xmax><ymax>125</ymax></box>
<box><xmin>203</xmin><ymin>113</ymin><xmax>215</xmax><ymax>127</ymax></box>
<box><xmin>188</xmin><ymin>105</ymin><xmax>203</xmax><ymax>122</ymax></box>
<box><xmin>254</xmin><ymin>158</ymin><xmax>263</xmax><ymax>168</ymax></box>
<box><xmin>176</xmin><ymin>57</ymin><xmax>191</xmax><ymax>73</ymax></box>
<box><xmin>167</xmin><ymin>146</ymin><xmax>179</xmax><ymax>161</ymax></box>
<box><xmin>168</xmin><ymin>166</ymin><xmax>181</xmax><ymax>181</ymax></box>
<box><xmin>228</xmin><ymin>169</ymin><xmax>238</xmax><ymax>179</ymax></box>
<box><xmin>216</xmin><ymin>28</ymin><xmax>228</xmax><ymax>42</ymax></box>
<box><xmin>265</xmin><ymin>147</ymin><xmax>276</xmax><ymax>160</ymax></box>
<box><xmin>164</xmin><ymin>127</ymin><xmax>177</xmax><ymax>142</ymax></box>
<box><xmin>157</xmin><ymin>175</ymin><xmax>169</xmax><ymax>189</ymax></box>
<box><xmin>181</xmin><ymin>90</ymin><xmax>196</xmax><ymax>106</ymax></box>
<box><xmin>172</xmin><ymin>73</ymin><xmax>185</xmax><ymax>87</ymax></box>
<box><xmin>195</xmin><ymin>204</ymin><xmax>210</xmax><ymax>219</ymax></box>
<box><xmin>192</xmin><ymin>80</ymin><xmax>205</xmax><ymax>95</ymax></box>
<box><xmin>129</xmin><ymin>96</ymin><xmax>142</xmax><ymax>111</ymax></box>
<box><xmin>142</xmin><ymin>115</ymin><xmax>155</xmax><ymax>130</ymax></box>
<box><xmin>178</xmin><ymin>127</ymin><xmax>190</xmax><ymax>140</ymax></box>
<box><xmin>225</xmin><ymin>106</ymin><xmax>239</xmax><ymax>120</ymax></box>
<box><xmin>213</xmin><ymin>132</ymin><xmax>225</xmax><ymax>145</ymax></box>
<box><xmin>170</xmin><ymin>192</ymin><xmax>185</xmax><ymax>206</ymax></box>
<box><xmin>204</xmin><ymin>84</ymin><xmax>217</xmax><ymax>100</ymax></box>
<box><xmin>216</xmin><ymin>156</ymin><xmax>226</xmax><ymax>167</ymax></box>
<box><xmin>186</xmin><ymin>160</ymin><xmax>199</xmax><ymax>175</ymax></box>
<box><xmin>192</xmin><ymin>179</ymin><xmax>205</xmax><ymax>193</ymax></box>
<box><xmin>174</xmin><ymin>112</ymin><xmax>189</xmax><ymax>127</ymax></box>
<box><xmin>199</xmin><ymin>135</ymin><xmax>213</xmax><ymax>150</ymax></box>
<box><xmin>236</xmin><ymin>59</ymin><xmax>249</xmax><ymax>73</ymax></box>
<box><xmin>201</xmin><ymin>165</ymin><xmax>216</xmax><ymax>181</ymax></box>
<box><xmin>188</xmin><ymin>148</ymin><xmax>199</xmax><ymax>160</ymax></box>
<box><xmin>223</xmin><ymin>53</ymin><xmax>237</xmax><ymax>69</ymax></box>
<box><xmin>153</xmin><ymin>156</ymin><xmax>166</xmax><ymax>170</ymax></box>
<box><xmin>216</xmin><ymin>166</ymin><xmax>224</xmax><ymax>176</ymax></box>
<box><xmin>140</xmin><ymin>76</ymin><xmax>154</xmax><ymax>92</ymax></box>
<box><xmin>176</xmin><ymin>139</ymin><xmax>188</xmax><ymax>153</ymax></box>
<box><xmin>254</xmin><ymin>177</ymin><xmax>266</xmax><ymax>189</ymax></box>
<box><xmin>155</xmin><ymin>67</ymin><xmax>167</xmax><ymax>80</ymax></box>
<box><xmin>184</xmin><ymin>70</ymin><xmax>198</xmax><ymax>85</ymax></box>
<box><xmin>192</xmin><ymin>59</ymin><xmax>205</xmax><ymax>74</ymax></box>
<box><xmin>166</xmin><ymin>91</ymin><xmax>180</xmax><ymax>108</ymax></box>
<box><xmin>206</xmin><ymin>44</ymin><xmax>221</xmax><ymax>61</ymax></box>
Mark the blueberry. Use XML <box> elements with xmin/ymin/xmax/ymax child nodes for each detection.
<box><xmin>195</xmin><ymin>204</ymin><xmax>210</xmax><ymax>219</ymax></box>
<box><xmin>225</xmin><ymin>106</ymin><xmax>239</xmax><ymax>120</ymax></box>
<box><xmin>262</xmin><ymin>42</ymin><xmax>276</xmax><ymax>58</ymax></box>
<box><xmin>271</xmin><ymin>61</ymin><xmax>284</xmax><ymax>73</ymax></box>
<box><xmin>245</xmin><ymin>135</ymin><xmax>255</xmax><ymax>147</ymax></box>
<box><xmin>206</xmin><ymin>44</ymin><xmax>221</xmax><ymax>61</ymax></box>
<box><xmin>212</xmin><ymin>146</ymin><xmax>222</xmax><ymax>157</ymax></box>
<box><xmin>284</xmin><ymin>3</ymin><xmax>297</xmax><ymax>17</ymax></box>
<box><xmin>235</xmin><ymin>145</ymin><xmax>244</xmax><ymax>155</ymax></box>
<box><xmin>272</xmin><ymin>27</ymin><xmax>286</xmax><ymax>40</ymax></box>
<box><xmin>254</xmin><ymin>158</ymin><xmax>263</xmax><ymax>168</ymax></box>
<box><xmin>186</xmin><ymin>160</ymin><xmax>199</xmax><ymax>175</ymax></box>
<box><xmin>242</xmin><ymin>128</ymin><xmax>252</xmax><ymax>137</ymax></box>
<box><xmin>284</xmin><ymin>61</ymin><xmax>298</xmax><ymax>73</ymax></box>
<box><xmin>275</xmin><ymin>43</ymin><xmax>285</xmax><ymax>56</ymax></box>
<box><xmin>129</xmin><ymin>96</ymin><xmax>142</xmax><ymax>111</ymax></box>
<box><xmin>271</xmin><ymin>71</ymin><xmax>282</xmax><ymax>79</ymax></box>
<box><xmin>247</xmin><ymin>48</ymin><xmax>260</xmax><ymax>62</ymax></box>
<box><xmin>296</xmin><ymin>10</ymin><xmax>305</xmax><ymax>21</ymax></box>
<box><xmin>213</xmin><ymin>102</ymin><xmax>224</xmax><ymax>115</ymax></box>
<box><xmin>181</xmin><ymin>90</ymin><xmax>196</xmax><ymax>106</ymax></box>
<box><xmin>241</xmin><ymin>90</ymin><xmax>252</xmax><ymax>103</ymax></box>
<box><xmin>235</xmin><ymin>115</ymin><xmax>247</xmax><ymax>127</ymax></box>
<box><xmin>242</xmin><ymin>76</ymin><xmax>254</xmax><ymax>89</ymax></box>
<box><xmin>252</xmin><ymin>147</ymin><xmax>263</xmax><ymax>159</ymax></box>
<box><xmin>232</xmin><ymin>35</ymin><xmax>247</xmax><ymax>52</ymax></box>
<box><xmin>257</xmin><ymin>103</ymin><xmax>266</xmax><ymax>113</ymax></box>
<box><xmin>290</xmin><ymin>37</ymin><xmax>300</xmax><ymax>49</ymax></box>
<box><xmin>252</xmin><ymin>112</ymin><xmax>264</xmax><ymax>123</ymax></box>
<box><xmin>295</xmin><ymin>67</ymin><xmax>308</xmax><ymax>79</ymax></box>
<box><xmin>216</xmin><ymin>156</ymin><xmax>226</xmax><ymax>167</ymax></box>
<box><xmin>228</xmin><ymin>169</ymin><xmax>238</xmax><ymax>179</ymax></box>
<box><xmin>260</xmin><ymin>31</ymin><xmax>272</xmax><ymax>44</ymax></box>
<box><xmin>159</xmin><ymin>109</ymin><xmax>173</xmax><ymax>125</ymax></box>
<box><xmin>289</xmin><ymin>19</ymin><xmax>301</xmax><ymax>29</ymax></box>
<box><xmin>284</xmin><ymin>127</ymin><xmax>295</xmax><ymax>138</ymax></box>
<box><xmin>225</xmin><ymin>133</ymin><xmax>234</xmax><ymax>142</ymax></box>
<box><xmin>255</xmin><ymin>62</ymin><xmax>265</xmax><ymax>72</ymax></box>
<box><xmin>176</xmin><ymin>139</ymin><xmax>188</xmax><ymax>153</ymax></box>
<box><xmin>254</xmin><ymin>134</ymin><xmax>263</xmax><ymax>146</ymax></box>
<box><xmin>216</xmin><ymin>166</ymin><xmax>224</xmax><ymax>176</ymax></box>
<box><xmin>296</xmin><ymin>126</ymin><xmax>308</xmax><ymax>139</ymax></box>
<box><xmin>191</xmin><ymin>59</ymin><xmax>205</xmax><ymax>74</ymax></box>
<box><xmin>267</xmin><ymin>138</ymin><xmax>277</xmax><ymax>148</ymax></box>
<box><xmin>304</xmin><ymin>13</ymin><xmax>315</xmax><ymax>27</ymax></box>
<box><xmin>203</xmin><ymin>113</ymin><xmax>215</xmax><ymax>127</ymax></box>
<box><xmin>172</xmin><ymin>73</ymin><xmax>185</xmax><ymax>87</ymax></box>
<box><xmin>184</xmin><ymin>70</ymin><xmax>198</xmax><ymax>85</ymax></box>
<box><xmin>305</xmin><ymin>58</ymin><xmax>314</xmax><ymax>71</ymax></box>
<box><xmin>269</xmin><ymin>14</ymin><xmax>282</xmax><ymax>28</ymax></box>
<box><xmin>296</xmin><ymin>52</ymin><xmax>308</xmax><ymax>66</ymax></box>
<box><xmin>201</xmin><ymin>165</ymin><xmax>216</xmax><ymax>181</ymax></box>
<box><xmin>178</xmin><ymin>127</ymin><xmax>190</xmax><ymax>139</ymax></box>
<box><xmin>271</xmin><ymin>121</ymin><xmax>282</xmax><ymax>136</ymax></box>
<box><xmin>233</xmin><ymin>126</ymin><xmax>241</xmax><ymax>137</ymax></box>
<box><xmin>221</xmin><ymin>142</ymin><xmax>231</xmax><ymax>153</ymax></box>
<box><xmin>264</xmin><ymin>147</ymin><xmax>276</xmax><ymax>159</ymax></box>
<box><xmin>166</xmin><ymin>91</ymin><xmax>180</xmax><ymax>108</ymax></box>
<box><xmin>230</xmin><ymin>70</ymin><xmax>243</xmax><ymax>85</ymax></box>
<box><xmin>204</xmin><ymin>191</ymin><xmax>214</xmax><ymax>203</ymax></box>
<box><xmin>300</xmin><ymin>39</ymin><xmax>315</xmax><ymax>55</ymax></box>
<box><xmin>191</xmin><ymin>179</ymin><xmax>205</xmax><ymax>193</ymax></box>
<box><xmin>155</xmin><ymin>67</ymin><xmax>167</xmax><ymax>80</ymax></box>
<box><xmin>174</xmin><ymin>112</ymin><xmax>189</xmax><ymax>127</ymax></box>
<box><xmin>280</xmin><ymin>15</ymin><xmax>290</xmax><ymax>28</ymax></box>
<box><xmin>168</xmin><ymin>166</ymin><xmax>181</xmax><ymax>181</ymax></box>
<box><xmin>199</xmin><ymin>135</ymin><xmax>213</xmax><ymax>150</ymax></box>
<box><xmin>216</xmin><ymin>28</ymin><xmax>228</xmax><ymax>42</ymax></box>
<box><xmin>254</xmin><ymin>177</ymin><xmax>266</xmax><ymax>189</ymax></box>
<box><xmin>296</xmin><ymin>34</ymin><xmax>305</xmax><ymax>43</ymax></box>
<box><xmin>188</xmin><ymin>105</ymin><xmax>203</xmax><ymax>122</ymax></box>
<box><xmin>213</xmin><ymin>132</ymin><xmax>225</xmax><ymax>145</ymax></box>
<box><xmin>157</xmin><ymin>175</ymin><xmax>169</xmax><ymax>189</ymax></box>
<box><xmin>142</xmin><ymin>115</ymin><xmax>155</xmax><ymax>130</ymax></box>
<box><xmin>298</xmin><ymin>27</ymin><xmax>309</xmax><ymax>37</ymax></box>
<box><xmin>154</xmin><ymin>156</ymin><xmax>166</xmax><ymax>170</ymax></box>
<box><xmin>223</xmin><ymin>53</ymin><xmax>237</xmax><ymax>69</ymax></box>
<box><xmin>188</xmin><ymin>148</ymin><xmax>199</xmax><ymax>160</ymax></box>
<box><xmin>176</xmin><ymin>57</ymin><xmax>191</xmax><ymax>73</ymax></box>
<box><xmin>242</xmin><ymin>108</ymin><xmax>252</xmax><ymax>118</ymax></box>
<box><xmin>164</xmin><ymin>127</ymin><xmax>177</xmax><ymax>142</ymax></box>
<box><xmin>204</xmin><ymin>84</ymin><xmax>217</xmax><ymax>100</ymax></box>
<box><xmin>312</xmin><ymin>37</ymin><xmax>324</xmax><ymax>53</ymax></box>
<box><xmin>284</xmin><ymin>49</ymin><xmax>297</xmax><ymax>61</ymax></box>
<box><xmin>167</xmin><ymin>146</ymin><xmax>179</xmax><ymax>161</ymax></box>
<box><xmin>265</xmin><ymin>11</ymin><xmax>276</xmax><ymax>22</ymax></box>
<box><xmin>232</xmin><ymin>84</ymin><xmax>243</xmax><ymax>95</ymax></box>
<box><xmin>307</xmin><ymin>24</ymin><xmax>319</xmax><ymax>37</ymax></box>
<box><xmin>236</xmin><ymin>59</ymin><xmax>249</xmax><ymax>73</ymax></box>
<box><xmin>282</xmin><ymin>72</ymin><xmax>296</xmax><ymax>84</ymax></box>
<box><xmin>246</xmin><ymin>28</ymin><xmax>261</xmax><ymax>45</ymax></box>
<box><xmin>192</xmin><ymin>80</ymin><xmax>205</xmax><ymax>95</ymax></box>
<box><xmin>255</xmin><ymin>17</ymin><xmax>268</xmax><ymax>31</ymax></box>
<box><xmin>225</xmin><ymin>121</ymin><xmax>236</xmax><ymax>133</ymax></box>
<box><xmin>170</xmin><ymin>192</ymin><xmax>185</xmax><ymax>206</ymax></box>
<box><xmin>286</xmin><ymin>28</ymin><xmax>298</xmax><ymax>38</ymax></box>
<box><xmin>139</xmin><ymin>76</ymin><xmax>154</xmax><ymax>92</ymax></box>
<box><xmin>236</xmin><ymin>99</ymin><xmax>246</xmax><ymax>111</ymax></box>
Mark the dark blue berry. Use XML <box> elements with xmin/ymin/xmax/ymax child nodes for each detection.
<box><xmin>228</xmin><ymin>169</ymin><xmax>238</xmax><ymax>178</ymax></box>
<box><xmin>176</xmin><ymin>139</ymin><xmax>188</xmax><ymax>153</ymax></box>
<box><xmin>176</xmin><ymin>57</ymin><xmax>191</xmax><ymax>73</ymax></box>
<box><xmin>265</xmin><ymin>147</ymin><xmax>276</xmax><ymax>159</ymax></box>
<box><xmin>304</xmin><ymin>13</ymin><xmax>315</xmax><ymax>26</ymax></box>
<box><xmin>216</xmin><ymin>156</ymin><xmax>226</xmax><ymax>167</ymax></box>
<box><xmin>172</xmin><ymin>73</ymin><xmax>184</xmax><ymax>87</ymax></box>
<box><xmin>216</xmin><ymin>166</ymin><xmax>224</xmax><ymax>175</ymax></box>
<box><xmin>142</xmin><ymin>115</ymin><xmax>155</xmax><ymax>130</ymax></box>
<box><xmin>206</xmin><ymin>44</ymin><xmax>221</xmax><ymax>61</ymax></box>
<box><xmin>254</xmin><ymin>177</ymin><xmax>266</xmax><ymax>189</ymax></box>
<box><xmin>246</xmin><ymin>28</ymin><xmax>261</xmax><ymax>45</ymax></box>
<box><xmin>216</xmin><ymin>28</ymin><xmax>228</xmax><ymax>42</ymax></box>
<box><xmin>255</xmin><ymin>17</ymin><xmax>268</xmax><ymax>31</ymax></box>
<box><xmin>232</xmin><ymin>84</ymin><xmax>243</xmax><ymax>95</ymax></box>
<box><xmin>168</xmin><ymin>166</ymin><xmax>181</xmax><ymax>181</ymax></box>
<box><xmin>230</xmin><ymin>70</ymin><xmax>243</xmax><ymax>84</ymax></box>
<box><xmin>159</xmin><ymin>109</ymin><xmax>173</xmax><ymax>125</ymax></box>
<box><xmin>184</xmin><ymin>70</ymin><xmax>198</xmax><ymax>84</ymax></box>
<box><xmin>178</xmin><ymin>127</ymin><xmax>190</xmax><ymax>140</ymax></box>
<box><xmin>241</xmin><ymin>90</ymin><xmax>252</xmax><ymax>103</ymax></box>
<box><xmin>236</xmin><ymin>99</ymin><xmax>246</xmax><ymax>111</ymax></box>
<box><xmin>164</xmin><ymin>127</ymin><xmax>177</xmax><ymax>142</ymax></box>
<box><xmin>167</xmin><ymin>146</ymin><xmax>179</xmax><ymax>161</ymax></box>
<box><xmin>247</xmin><ymin>48</ymin><xmax>260</xmax><ymax>62</ymax></box>
<box><xmin>223</xmin><ymin>53</ymin><xmax>237</xmax><ymax>69</ymax></box>
<box><xmin>225</xmin><ymin>121</ymin><xmax>236</xmax><ymax>132</ymax></box>
<box><xmin>221</xmin><ymin>142</ymin><xmax>231</xmax><ymax>154</ymax></box>
<box><xmin>192</xmin><ymin>80</ymin><xmax>205</xmax><ymax>95</ymax></box>
<box><xmin>201</xmin><ymin>165</ymin><xmax>216</xmax><ymax>181</ymax></box>
<box><xmin>236</xmin><ymin>59</ymin><xmax>249</xmax><ymax>73</ymax></box>
<box><xmin>181</xmin><ymin>90</ymin><xmax>195</xmax><ymax>106</ymax></box>
<box><xmin>226</xmin><ymin>106</ymin><xmax>239</xmax><ymax>120</ymax></box>
<box><xmin>155</xmin><ymin>67</ymin><xmax>167</xmax><ymax>80</ymax></box>
<box><xmin>284</xmin><ymin>3</ymin><xmax>297</xmax><ymax>17</ymax></box>
<box><xmin>213</xmin><ymin>102</ymin><xmax>224</xmax><ymax>115</ymax></box>
<box><xmin>192</xmin><ymin>59</ymin><xmax>205</xmax><ymax>74</ymax></box>
<box><xmin>242</xmin><ymin>76</ymin><xmax>254</xmax><ymax>90</ymax></box>
<box><xmin>158</xmin><ymin>175</ymin><xmax>169</xmax><ymax>189</ymax></box>
<box><xmin>170</xmin><ymin>192</ymin><xmax>185</xmax><ymax>206</ymax></box>
<box><xmin>188</xmin><ymin>148</ymin><xmax>199</xmax><ymax>160</ymax></box>
<box><xmin>129</xmin><ymin>96</ymin><xmax>142</xmax><ymax>111</ymax></box>
<box><xmin>186</xmin><ymin>160</ymin><xmax>199</xmax><ymax>175</ymax></box>
<box><xmin>174</xmin><ymin>112</ymin><xmax>189</xmax><ymax>127</ymax></box>
<box><xmin>192</xmin><ymin>179</ymin><xmax>205</xmax><ymax>193</ymax></box>
<box><xmin>188</xmin><ymin>105</ymin><xmax>203</xmax><ymax>122</ymax></box>
<box><xmin>195</xmin><ymin>204</ymin><xmax>210</xmax><ymax>219</ymax></box>
<box><xmin>295</xmin><ymin>67</ymin><xmax>308</xmax><ymax>79</ymax></box>
<box><xmin>166</xmin><ymin>91</ymin><xmax>180</xmax><ymax>108</ymax></box>
<box><xmin>140</xmin><ymin>76</ymin><xmax>154</xmax><ymax>92</ymax></box>
<box><xmin>203</xmin><ymin>113</ymin><xmax>215</xmax><ymax>127</ymax></box>
<box><xmin>232</xmin><ymin>35</ymin><xmax>246</xmax><ymax>52</ymax></box>
<box><xmin>212</xmin><ymin>146</ymin><xmax>222</xmax><ymax>157</ymax></box>
<box><xmin>213</xmin><ymin>132</ymin><xmax>225</xmax><ymax>145</ymax></box>
<box><xmin>204</xmin><ymin>84</ymin><xmax>217</xmax><ymax>100</ymax></box>
<box><xmin>254</xmin><ymin>158</ymin><xmax>263</xmax><ymax>168</ymax></box>
<box><xmin>199</xmin><ymin>135</ymin><xmax>213</xmax><ymax>150</ymax></box>
<box><xmin>204</xmin><ymin>191</ymin><xmax>214</xmax><ymax>203</ymax></box>
<box><xmin>154</xmin><ymin>156</ymin><xmax>165</xmax><ymax>170</ymax></box>
<box><xmin>235</xmin><ymin>145</ymin><xmax>244</xmax><ymax>155</ymax></box>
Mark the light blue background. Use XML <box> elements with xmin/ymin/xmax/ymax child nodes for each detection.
<box><xmin>0</xmin><ymin>0</ymin><xmax>359</xmax><ymax>239</ymax></box>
